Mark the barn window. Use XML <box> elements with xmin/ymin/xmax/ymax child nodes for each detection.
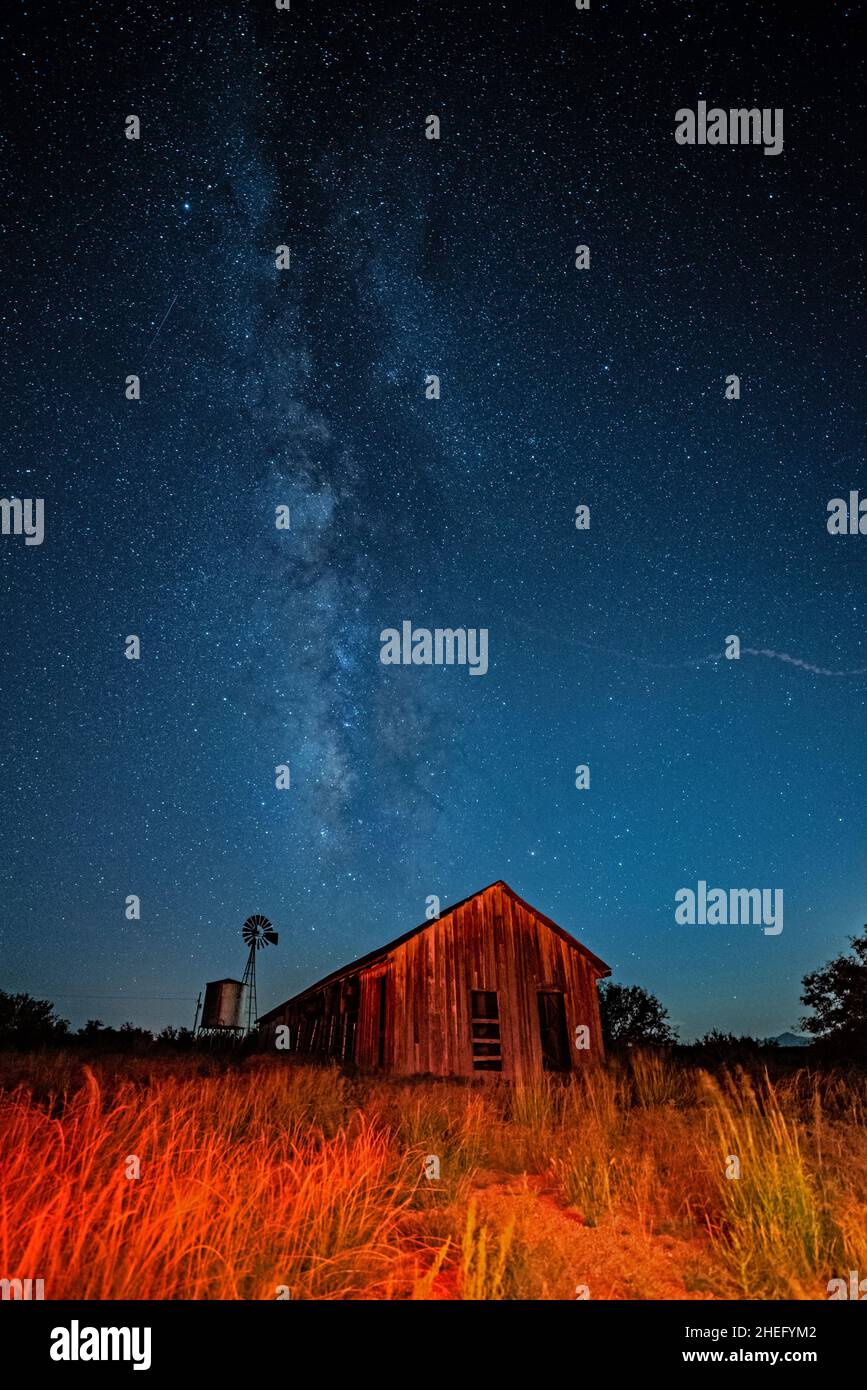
<box><xmin>470</xmin><ymin>990</ymin><xmax>502</xmax><ymax>1071</ymax></box>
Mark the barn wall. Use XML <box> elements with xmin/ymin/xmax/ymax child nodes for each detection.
<box><xmin>386</xmin><ymin>884</ymin><xmax>604</xmax><ymax>1080</ymax></box>
<box><xmin>262</xmin><ymin>971</ymin><xmax>363</xmax><ymax>1063</ymax></box>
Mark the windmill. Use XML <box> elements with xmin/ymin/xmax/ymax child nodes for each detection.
<box><xmin>240</xmin><ymin>914</ymin><xmax>279</xmax><ymax>1034</ymax></box>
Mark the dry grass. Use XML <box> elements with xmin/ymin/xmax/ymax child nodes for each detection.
<box><xmin>0</xmin><ymin>1051</ymin><xmax>864</xmax><ymax>1300</ymax></box>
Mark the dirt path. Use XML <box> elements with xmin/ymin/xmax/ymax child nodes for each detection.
<box><xmin>429</xmin><ymin>1168</ymin><xmax>716</xmax><ymax>1300</ymax></box>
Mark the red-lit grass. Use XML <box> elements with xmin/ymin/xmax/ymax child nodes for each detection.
<box><xmin>1</xmin><ymin>1053</ymin><xmax>864</xmax><ymax>1300</ymax></box>
<box><xmin>0</xmin><ymin>1064</ymin><xmax>428</xmax><ymax>1299</ymax></box>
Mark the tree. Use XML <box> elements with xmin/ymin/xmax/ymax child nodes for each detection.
<box><xmin>598</xmin><ymin>981</ymin><xmax>677</xmax><ymax>1048</ymax></box>
<box><xmin>75</xmin><ymin>1020</ymin><xmax>154</xmax><ymax>1052</ymax></box>
<box><xmin>690</xmin><ymin>1029</ymin><xmax>779</xmax><ymax>1064</ymax></box>
<box><xmin>0</xmin><ymin>990</ymin><xmax>69</xmax><ymax>1047</ymax></box>
<box><xmin>801</xmin><ymin>926</ymin><xmax>867</xmax><ymax>1058</ymax></box>
<box><xmin>76</xmin><ymin>1018</ymin><xmax>108</xmax><ymax>1040</ymax></box>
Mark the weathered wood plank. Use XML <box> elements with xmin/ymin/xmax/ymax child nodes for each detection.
<box><xmin>259</xmin><ymin>882</ymin><xmax>609</xmax><ymax>1079</ymax></box>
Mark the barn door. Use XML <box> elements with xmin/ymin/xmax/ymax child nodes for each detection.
<box><xmin>342</xmin><ymin>977</ymin><xmax>360</xmax><ymax>1063</ymax></box>
<box><xmin>358</xmin><ymin>964</ymin><xmax>388</xmax><ymax>1069</ymax></box>
<box><xmin>537</xmin><ymin>991</ymin><xmax>571</xmax><ymax>1072</ymax></box>
<box><xmin>376</xmin><ymin>974</ymin><xmax>387</xmax><ymax>1068</ymax></box>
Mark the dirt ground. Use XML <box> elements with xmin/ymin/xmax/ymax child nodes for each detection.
<box><xmin>427</xmin><ymin>1169</ymin><xmax>717</xmax><ymax>1300</ymax></box>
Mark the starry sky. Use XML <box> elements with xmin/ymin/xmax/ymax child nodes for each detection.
<box><xmin>1</xmin><ymin>0</ymin><xmax>865</xmax><ymax>1041</ymax></box>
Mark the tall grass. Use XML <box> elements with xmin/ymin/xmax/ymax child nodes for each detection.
<box><xmin>0</xmin><ymin>1064</ymin><xmax>424</xmax><ymax>1298</ymax></box>
<box><xmin>700</xmin><ymin>1068</ymin><xmax>844</xmax><ymax>1297</ymax></box>
<box><xmin>0</xmin><ymin>1051</ymin><xmax>864</xmax><ymax>1300</ymax></box>
<box><xmin>458</xmin><ymin>1201</ymin><xmax>515</xmax><ymax>1299</ymax></box>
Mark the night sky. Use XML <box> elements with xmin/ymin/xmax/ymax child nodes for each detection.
<box><xmin>2</xmin><ymin>0</ymin><xmax>865</xmax><ymax>1041</ymax></box>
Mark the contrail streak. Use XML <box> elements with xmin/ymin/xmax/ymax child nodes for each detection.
<box><xmin>510</xmin><ymin>617</ymin><xmax>867</xmax><ymax>676</ymax></box>
<box><xmin>741</xmin><ymin>648</ymin><xmax>867</xmax><ymax>677</ymax></box>
<box><xmin>144</xmin><ymin>290</ymin><xmax>179</xmax><ymax>356</ymax></box>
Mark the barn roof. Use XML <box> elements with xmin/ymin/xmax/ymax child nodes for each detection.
<box><xmin>258</xmin><ymin>880</ymin><xmax>611</xmax><ymax>1023</ymax></box>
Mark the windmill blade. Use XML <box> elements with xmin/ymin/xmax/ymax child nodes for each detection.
<box><xmin>242</xmin><ymin>914</ymin><xmax>273</xmax><ymax>947</ymax></box>
<box><xmin>262</xmin><ymin>929</ymin><xmax>279</xmax><ymax>946</ymax></box>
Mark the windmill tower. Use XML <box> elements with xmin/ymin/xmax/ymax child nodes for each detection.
<box><xmin>240</xmin><ymin>915</ymin><xmax>279</xmax><ymax>1034</ymax></box>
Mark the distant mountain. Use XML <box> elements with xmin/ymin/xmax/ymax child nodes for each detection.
<box><xmin>771</xmin><ymin>1032</ymin><xmax>811</xmax><ymax>1048</ymax></box>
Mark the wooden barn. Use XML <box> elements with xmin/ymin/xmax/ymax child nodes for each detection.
<box><xmin>257</xmin><ymin>881</ymin><xmax>611</xmax><ymax>1080</ymax></box>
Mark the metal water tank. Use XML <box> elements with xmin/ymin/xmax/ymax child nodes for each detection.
<box><xmin>201</xmin><ymin>978</ymin><xmax>244</xmax><ymax>1030</ymax></box>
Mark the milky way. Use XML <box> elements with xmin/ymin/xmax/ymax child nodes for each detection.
<box><xmin>1</xmin><ymin>1</ymin><xmax>865</xmax><ymax>1041</ymax></box>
